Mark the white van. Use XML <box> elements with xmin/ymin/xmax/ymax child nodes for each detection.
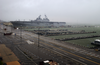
<box><xmin>91</xmin><ymin>39</ymin><xmax>100</xmax><ymax>45</ymax></box>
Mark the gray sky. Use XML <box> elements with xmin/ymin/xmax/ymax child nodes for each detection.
<box><xmin>0</xmin><ymin>0</ymin><xmax>100</xmax><ymax>24</ymax></box>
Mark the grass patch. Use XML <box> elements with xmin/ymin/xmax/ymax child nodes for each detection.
<box><xmin>23</xmin><ymin>26</ymin><xmax>100</xmax><ymax>47</ymax></box>
<box><xmin>66</xmin><ymin>37</ymin><xmax>100</xmax><ymax>47</ymax></box>
<box><xmin>48</xmin><ymin>33</ymin><xmax>98</xmax><ymax>39</ymax></box>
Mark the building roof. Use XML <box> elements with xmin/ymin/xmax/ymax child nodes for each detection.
<box><xmin>0</xmin><ymin>44</ymin><xmax>19</xmax><ymax>63</ymax></box>
<box><xmin>3</xmin><ymin>22</ymin><xmax>13</xmax><ymax>26</ymax></box>
<box><xmin>6</xmin><ymin>61</ymin><xmax>20</xmax><ymax>65</ymax></box>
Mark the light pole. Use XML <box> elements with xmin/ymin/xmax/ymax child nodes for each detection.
<box><xmin>20</xmin><ymin>25</ymin><xmax>22</xmax><ymax>44</ymax></box>
<box><xmin>38</xmin><ymin>27</ymin><xmax>40</xmax><ymax>47</ymax></box>
<box><xmin>37</xmin><ymin>27</ymin><xmax>40</xmax><ymax>61</ymax></box>
<box><xmin>3</xmin><ymin>23</ymin><xmax>4</xmax><ymax>33</ymax></box>
<box><xmin>11</xmin><ymin>25</ymin><xmax>13</xmax><ymax>33</ymax></box>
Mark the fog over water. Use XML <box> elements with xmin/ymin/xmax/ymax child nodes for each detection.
<box><xmin>0</xmin><ymin>0</ymin><xmax>100</xmax><ymax>25</ymax></box>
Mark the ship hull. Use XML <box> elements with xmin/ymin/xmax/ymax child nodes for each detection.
<box><xmin>11</xmin><ymin>21</ymin><xmax>66</xmax><ymax>27</ymax></box>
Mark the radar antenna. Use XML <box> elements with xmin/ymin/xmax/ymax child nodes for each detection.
<box><xmin>38</xmin><ymin>15</ymin><xmax>41</xmax><ymax>19</ymax></box>
<box><xmin>45</xmin><ymin>15</ymin><xmax>47</xmax><ymax>18</ymax></box>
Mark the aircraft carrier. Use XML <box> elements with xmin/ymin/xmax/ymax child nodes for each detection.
<box><xmin>11</xmin><ymin>15</ymin><xmax>66</xmax><ymax>27</ymax></box>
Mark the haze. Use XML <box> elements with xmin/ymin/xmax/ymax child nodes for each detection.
<box><xmin>0</xmin><ymin>0</ymin><xmax>100</xmax><ymax>24</ymax></box>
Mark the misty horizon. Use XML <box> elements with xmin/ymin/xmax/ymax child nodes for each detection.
<box><xmin>0</xmin><ymin>0</ymin><xmax>100</xmax><ymax>25</ymax></box>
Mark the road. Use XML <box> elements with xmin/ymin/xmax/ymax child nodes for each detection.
<box><xmin>0</xmin><ymin>25</ymin><xmax>74</xmax><ymax>65</ymax></box>
<box><xmin>0</xmin><ymin>24</ymin><xmax>100</xmax><ymax>65</ymax></box>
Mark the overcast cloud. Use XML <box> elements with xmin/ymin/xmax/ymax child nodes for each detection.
<box><xmin>0</xmin><ymin>0</ymin><xmax>100</xmax><ymax>24</ymax></box>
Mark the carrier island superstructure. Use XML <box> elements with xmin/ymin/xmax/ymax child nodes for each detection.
<box><xmin>11</xmin><ymin>15</ymin><xmax>66</xmax><ymax>27</ymax></box>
